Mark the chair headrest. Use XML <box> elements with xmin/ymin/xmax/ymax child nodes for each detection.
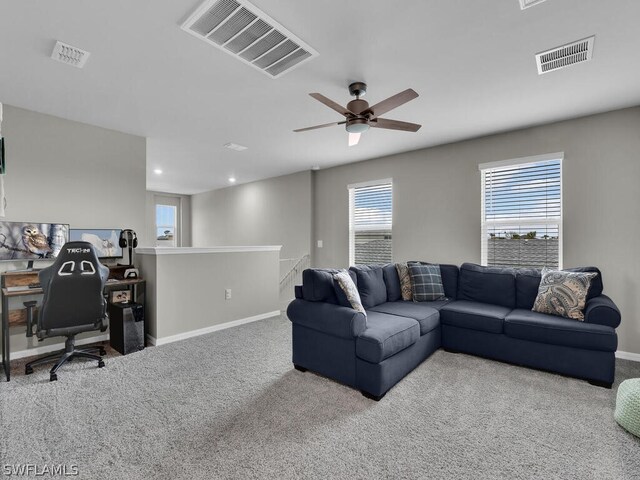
<box><xmin>51</xmin><ymin>241</ymin><xmax>102</xmax><ymax>276</ymax></box>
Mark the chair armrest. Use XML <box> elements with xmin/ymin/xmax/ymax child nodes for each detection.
<box><xmin>286</xmin><ymin>299</ymin><xmax>366</xmax><ymax>339</ymax></box>
<box><xmin>584</xmin><ymin>295</ymin><xmax>621</xmax><ymax>329</ymax></box>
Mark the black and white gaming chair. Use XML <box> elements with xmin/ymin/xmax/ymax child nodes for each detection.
<box><xmin>25</xmin><ymin>241</ymin><xmax>109</xmax><ymax>381</ymax></box>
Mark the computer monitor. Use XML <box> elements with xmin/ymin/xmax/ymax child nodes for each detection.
<box><xmin>69</xmin><ymin>228</ymin><xmax>123</xmax><ymax>259</ymax></box>
<box><xmin>0</xmin><ymin>221</ymin><xmax>69</xmax><ymax>262</ymax></box>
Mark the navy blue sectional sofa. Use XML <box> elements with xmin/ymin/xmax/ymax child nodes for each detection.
<box><xmin>287</xmin><ymin>263</ymin><xmax>621</xmax><ymax>400</ymax></box>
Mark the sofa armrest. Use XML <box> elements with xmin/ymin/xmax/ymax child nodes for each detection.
<box><xmin>286</xmin><ymin>299</ymin><xmax>366</xmax><ymax>339</ymax></box>
<box><xmin>584</xmin><ymin>295</ymin><xmax>621</xmax><ymax>329</ymax></box>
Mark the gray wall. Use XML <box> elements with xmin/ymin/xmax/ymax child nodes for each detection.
<box><xmin>191</xmin><ymin>171</ymin><xmax>312</xmax><ymax>261</ymax></box>
<box><xmin>2</xmin><ymin>105</ymin><xmax>147</xmax><ymax>244</ymax></box>
<box><xmin>1</xmin><ymin>104</ymin><xmax>147</xmax><ymax>354</ymax></box>
<box><xmin>313</xmin><ymin>107</ymin><xmax>640</xmax><ymax>355</ymax></box>
<box><xmin>145</xmin><ymin>191</ymin><xmax>192</xmax><ymax>247</ymax></box>
<box><xmin>138</xmin><ymin>249</ymin><xmax>279</xmax><ymax>341</ymax></box>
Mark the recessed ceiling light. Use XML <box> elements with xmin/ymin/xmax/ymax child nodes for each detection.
<box><xmin>228</xmin><ymin>177</ymin><xmax>237</xmax><ymax>183</ymax></box>
<box><xmin>154</xmin><ymin>169</ymin><xmax>163</xmax><ymax>175</ymax></box>
<box><xmin>224</xmin><ymin>142</ymin><xmax>248</xmax><ymax>152</ymax></box>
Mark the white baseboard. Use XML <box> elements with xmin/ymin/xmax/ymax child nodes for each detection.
<box><xmin>616</xmin><ymin>350</ymin><xmax>640</xmax><ymax>362</ymax></box>
<box><xmin>11</xmin><ymin>334</ymin><xmax>110</xmax><ymax>361</ymax></box>
<box><xmin>148</xmin><ymin>310</ymin><xmax>281</xmax><ymax>347</ymax></box>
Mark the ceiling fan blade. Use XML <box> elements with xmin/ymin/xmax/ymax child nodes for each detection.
<box><xmin>366</xmin><ymin>89</ymin><xmax>419</xmax><ymax>119</ymax></box>
<box><xmin>293</xmin><ymin>121</ymin><xmax>346</xmax><ymax>132</ymax></box>
<box><xmin>348</xmin><ymin>132</ymin><xmax>361</xmax><ymax>147</ymax></box>
<box><xmin>371</xmin><ymin>117</ymin><xmax>422</xmax><ymax>132</ymax></box>
<box><xmin>309</xmin><ymin>93</ymin><xmax>354</xmax><ymax>117</ymax></box>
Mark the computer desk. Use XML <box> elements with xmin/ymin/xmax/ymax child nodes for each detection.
<box><xmin>1</xmin><ymin>270</ymin><xmax>145</xmax><ymax>381</ymax></box>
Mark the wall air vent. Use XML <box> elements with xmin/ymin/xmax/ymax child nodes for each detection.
<box><xmin>181</xmin><ymin>0</ymin><xmax>318</xmax><ymax>79</ymax></box>
<box><xmin>535</xmin><ymin>36</ymin><xmax>595</xmax><ymax>75</ymax></box>
<box><xmin>51</xmin><ymin>41</ymin><xmax>90</xmax><ymax>68</ymax></box>
<box><xmin>519</xmin><ymin>0</ymin><xmax>548</xmax><ymax>9</ymax></box>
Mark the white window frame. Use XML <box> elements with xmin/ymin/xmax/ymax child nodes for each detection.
<box><xmin>155</xmin><ymin>194</ymin><xmax>182</xmax><ymax>247</ymax></box>
<box><xmin>479</xmin><ymin>152</ymin><xmax>563</xmax><ymax>268</ymax></box>
<box><xmin>348</xmin><ymin>178</ymin><xmax>393</xmax><ymax>266</ymax></box>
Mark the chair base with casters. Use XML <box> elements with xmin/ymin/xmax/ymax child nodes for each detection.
<box><xmin>25</xmin><ymin>336</ymin><xmax>106</xmax><ymax>382</ymax></box>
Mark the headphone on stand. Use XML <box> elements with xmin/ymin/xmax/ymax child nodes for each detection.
<box><xmin>119</xmin><ymin>229</ymin><xmax>138</xmax><ymax>249</ymax></box>
<box><xmin>118</xmin><ymin>229</ymin><xmax>138</xmax><ymax>267</ymax></box>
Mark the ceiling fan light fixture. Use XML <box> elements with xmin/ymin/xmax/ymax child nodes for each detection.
<box><xmin>294</xmin><ymin>83</ymin><xmax>420</xmax><ymax>141</ymax></box>
<box><xmin>346</xmin><ymin>118</ymin><xmax>370</xmax><ymax>134</ymax></box>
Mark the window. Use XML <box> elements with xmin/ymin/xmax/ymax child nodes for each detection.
<box><xmin>156</xmin><ymin>204</ymin><xmax>177</xmax><ymax>247</ymax></box>
<box><xmin>480</xmin><ymin>153</ymin><xmax>562</xmax><ymax>268</ymax></box>
<box><xmin>154</xmin><ymin>194</ymin><xmax>183</xmax><ymax>247</ymax></box>
<box><xmin>349</xmin><ymin>180</ymin><xmax>393</xmax><ymax>265</ymax></box>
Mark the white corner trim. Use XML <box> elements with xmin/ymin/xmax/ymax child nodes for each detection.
<box><xmin>151</xmin><ymin>310</ymin><xmax>281</xmax><ymax>346</ymax></box>
<box><xmin>136</xmin><ymin>246</ymin><xmax>282</xmax><ymax>255</ymax></box>
<box><xmin>11</xmin><ymin>334</ymin><xmax>110</xmax><ymax>360</ymax></box>
<box><xmin>616</xmin><ymin>350</ymin><xmax>640</xmax><ymax>363</ymax></box>
<box><xmin>478</xmin><ymin>152</ymin><xmax>564</xmax><ymax>171</ymax></box>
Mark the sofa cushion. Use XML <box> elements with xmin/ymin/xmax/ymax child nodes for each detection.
<box><xmin>350</xmin><ymin>265</ymin><xmax>387</xmax><ymax>308</ymax></box>
<box><xmin>333</xmin><ymin>270</ymin><xmax>366</xmax><ymax>315</ymax></box>
<box><xmin>440</xmin><ymin>300</ymin><xmax>510</xmax><ymax>334</ymax></box>
<box><xmin>382</xmin><ymin>264</ymin><xmax>402</xmax><ymax>302</ymax></box>
<box><xmin>408</xmin><ymin>263</ymin><xmax>446</xmax><ymax>301</ymax></box>
<box><xmin>409</xmin><ymin>262</ymin><xmax>459</xmax><ymax>300</ymax></box>
<box><xmin>370</xmin><ymin>301</ymin><xmax>446</xmax><ymax>335</ymax></box>
<box><xmin>457</xmin><ymin>263</ymin><xmax>516</xmax><ymax>309</ymax></box>
<box><xmin>505</xmin><ymin>309</ymin><xmax>617</xmax><ymax>352</ymax></box>
<box><xmin>356</xmin><ymin>312</ymin><xmax>420</xmax><ymax>363</ymax></box>
<box><xmin>302</xmin><ymin>268</ymin><xmax>340</xmax><ymax>304</ymax></box>
<box><xmin>516</xmin><ymin>268</ymin><xmax>543</xmax><ymax>310</ymax></box>
<box><xmin>439</xmin><ymin>264</ymin><xmax>460</xmax><ymax>300</ymax></box>
<box><xmin>532</xmin><ymin>268</ymin><xmax>598</xmax><ymax>320</ymax></box>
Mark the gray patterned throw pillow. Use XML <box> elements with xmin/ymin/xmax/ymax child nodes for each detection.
<box><xmin>395</xmin><ymin>263</ymin><xmax>413</xmax><ymax>301</ymax></box>
<box><xmin>532</xmin><ymin>267</ymin><xmax>598</xmax><ymax>320</ymax></box>
<box><xmin>333</xmin><ymin>270</ymin><xmax>366</xmax><ymax>316</ymax></box>
<box><xmin>408</xmin><ymin>263</ymin><xmax>446</xmax><ymax>302</ymax></box>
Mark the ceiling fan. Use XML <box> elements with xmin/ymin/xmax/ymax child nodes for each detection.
<box><xmin>294</xmin><ymin>82</ymin><xmax>421</xmax><ymax>146</ymax></box>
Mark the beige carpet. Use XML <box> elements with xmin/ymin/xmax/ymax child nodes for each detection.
<box><xmin>2</xmin><ymin>315</ymin><xmax>639</xmax><ymax>479</ymax></box>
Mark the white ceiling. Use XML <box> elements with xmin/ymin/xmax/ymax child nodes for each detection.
<box><xmin>1</xmin><ymin>0</ymin><xmax>639</xmax><ymax>195</ymax></box>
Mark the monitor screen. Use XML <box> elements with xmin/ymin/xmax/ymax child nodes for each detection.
<box><xmin>0</xmin><ymin>221</ymin><xmax>69</xmax><ymax>261</ymax></box>
<box><xmin>69</xmin><ymin>228</ymin><xmax>123</xmax><ymax>259</ymax></box>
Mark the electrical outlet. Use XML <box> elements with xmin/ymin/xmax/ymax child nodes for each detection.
<box><xmin>225</xmin><ymin>288</ymin><xmax>232</xmax><ymax>300</ymax></box>
<box><xmin>317</xmin><ymin>240</ymin><xmax>323</xmax><ymax>248</ymax></box>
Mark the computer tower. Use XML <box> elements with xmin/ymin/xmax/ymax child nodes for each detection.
<box><xmin>108</xmin><ymin>302</ymin><xmax>145</xmax><ymax>355</ymax></box>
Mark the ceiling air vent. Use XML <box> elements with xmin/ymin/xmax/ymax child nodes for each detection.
<box><xmin>519</xmin><ymin>0</ymin><xmax>548</xmax><ymax>9</ymax></box>
<box><xmin>535</xmin><ymin>36</ymin><xmax>595</xmax><ymax>75</ymax></box>
<box><xmin>181</xmin><ymin>0</ymin><xmax>318</xmax><ymax>79</ymax></box>
<box><xmin>51</xmin><ymin>41</ymin><xmax>90</xmax><ymax>68</ymax></box>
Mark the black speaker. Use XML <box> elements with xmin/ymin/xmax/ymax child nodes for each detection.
<box><xmin>108</xmin><ymin>302</ymin><xmax>145</xmax><ymax>355</ymax></box>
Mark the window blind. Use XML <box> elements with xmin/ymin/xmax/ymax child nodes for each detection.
<box><xmin>481</xmin><ymin>158</ymin><xmax>562</xmax><ymax>268</ymax></box>
<box><xmin>349</xmin><ymin>182</ymin><xmax>393</xmax><ymax>265</ymax></box>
